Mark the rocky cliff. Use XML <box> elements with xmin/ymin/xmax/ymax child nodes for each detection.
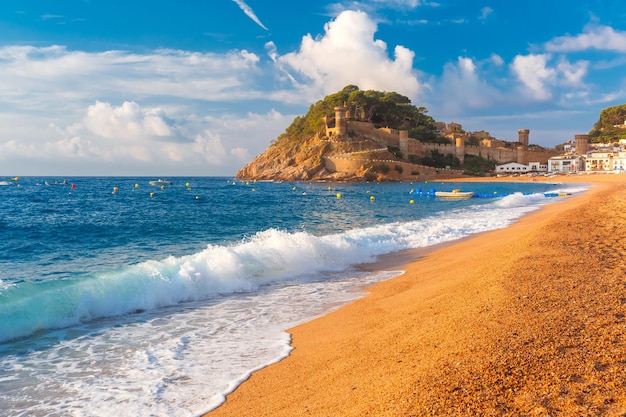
<box><xmin>236</xmin><ymin>133</ymin><xmax>398</xmax><ymax>181</ymax></box>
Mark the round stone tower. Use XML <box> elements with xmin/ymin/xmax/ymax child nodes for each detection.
<box><xmin>334</xmin><ymin>105</ymin><xmax>347</xmax><ymax>137</ymax></box>
<box><xmin>574</xmin><ymin>134</ymin><xmax>589</xmax><ymax>155</ymax></box>
<box><xmin>455</xmin><ymin>136</ymin><xmax>465</xmax><ymax>163</ymax></box>
<box><xmin>518</xmin><ymin>129</ymin><xmax>530</xmax><ymax>147</ymax></box>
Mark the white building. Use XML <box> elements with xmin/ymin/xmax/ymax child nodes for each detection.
<box><xmin>585</xmin><ymin>151</ymin><xmax>613</xmax><ymax>172</ymax></box>
<box><xmin>612</xmin><ymin>151</ymin><xmax>626</xmax><ymax>173</ymax></box>
<box><xmin>548</xmin><ymin>155</ymin><xmax>583</xmax><ymax>173</ymax></box>
<box><xmin>528</xmin><ymin>162</ymin><xmax>547</xmax><ymax>172</ymax></box>
<box><xmin>495</xmin><ymin>162</ymin><xmax>530</xmax><ymax>173</ymax></box>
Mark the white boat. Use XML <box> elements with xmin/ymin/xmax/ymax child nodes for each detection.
<box><xmin>45</xmin><ymin>180</ymin><xmax>69</xmax><ymax>186</ymax></box>
<box><xmin>435</xmin><ymin>189</ymin><xmax>474</xmax><ymax>199</ymax></box>
<box><xmin>0</xmin><ymin>181</ymin><xmax>12</xmax><ymax>186</ymax></box>
<box><xmin>149</xmin><ymin>179</ymin><xmax>173</xmax><ymax>186</ymax></box>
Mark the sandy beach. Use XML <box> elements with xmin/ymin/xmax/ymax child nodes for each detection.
<box><xmin>206</xmin><ymin>174</ymin><xmax>626</xmax><ymax>416</ymax></box>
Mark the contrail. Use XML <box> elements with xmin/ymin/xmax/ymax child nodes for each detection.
<box><xmin>231</xmin><ymin>0</ymin><xmax>269</xmax><ymax>30</ymax></box>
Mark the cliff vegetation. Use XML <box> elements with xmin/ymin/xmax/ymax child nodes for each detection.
<box><xmin>589</xmin><ymin>103</ymin><xmax>626</xmax><ymax>143</ymax></box>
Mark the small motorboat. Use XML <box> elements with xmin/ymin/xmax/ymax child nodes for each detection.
<box><xmin>149</xmin><ymin>179</ymin><xmax>173</xmax><ymax>186</ymax></box>
<box><xmin>45</xmin><ymin>179</ymin><xmax>69</xmax><ymax>186</ymax></box>
<box><xmin>0</xmin><ymin>181</ymin><xmax>12</xmax><ymax>186</ymax></box>
<box><xmin>435</xmin><ymin>189</ymin><xmax>474</xmax><ymax>199</ymax></box>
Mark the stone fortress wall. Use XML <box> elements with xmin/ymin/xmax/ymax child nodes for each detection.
<box><xmin>324</xmin><ymin>105</ymin><xmax>562</xmax><ymax>169</ymax></box>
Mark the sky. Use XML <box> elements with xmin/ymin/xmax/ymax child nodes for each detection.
<box><xmin>0</xmin><ymin>0</ymin><xmax>625</xmax><ymax>176</ymax></box>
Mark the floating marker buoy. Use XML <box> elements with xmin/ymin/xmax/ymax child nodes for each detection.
<box><xmin>195</xmin><ymin>196</ymin><xmax>200</xmax><ymax>200</ymax></box>
<box><xmin>302</xmin><ymin>192</ymin><xmax>306</xmax><ymax>195</ymax></box>
<box><xmin>187</xmin><ymin>187</ymin><xmax>192</xmax><ymax>191</ymax></box>
<box><xmin>366</xmin><ymin>190</ymin><xmax>370</xmax><ymax>194</ymax></box>
<box><xmin>410</xmin><ymin>199</ymin><xmax>415</xmax><ymax>204</ymax></box>
<box><xmin>370</xmin><ymin>195</ymin><xmax>375</xmax><ymax>201</ymax></box>
<box><xmin>292</xmin><ymin>186</ymin><xmax>297</xmax><ymax>191</ymax></box>
<box><xmin>246</xmin><ymin>181</ymin><xmax>250</xmax><ymax>185</ymax></box>
<box><xmin>252</xmin><ymin>188</ymin><xmax>256</xmax><ymax>192</ymax></box>
<box><xmin>186</xmin><ymin>182</ymin><xmax>190</xmax><ymax>187</ymax></box>
<box><xmin>113</xmin><ymin>186</ymin><xmax>118</xmax><ymax>192</ymax></box>
<box><xmin>71</xmin><ymin>184</ymin><xmax>76</xmax><ymax>189</ymax></box>
<box><xmin>135</xmin><ymin>183</ymin><xmax>139</xmax><ymax>188</ymax></box>
<box><xmin>327</xmin><ymin>186</ymin><xmax>331</xmax><ymax>191</ymax></box>
<box><xmin>160</xmin><ymin>185</ymin><xmax>165</xmax><ymax>190</ymax></box>
<box><xmin>336</xmin><ymin>193</ymin><xmax>341</xmax><ymax>199</ymax></box>
<box><xmin>150</xmin><ymin>192</ymin><xmax>154</xmax><ymax>197</ymax></box>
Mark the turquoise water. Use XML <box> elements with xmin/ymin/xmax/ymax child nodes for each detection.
<box><xmin>0</xmin><ymin>177</ymin><xmax>587</xmax><ymax>416</ymax></box>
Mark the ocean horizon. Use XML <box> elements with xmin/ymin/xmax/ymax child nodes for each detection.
<box><xmin>0</xmin><ymin>176</ymin><xmax>588</xmax><ymax>416</ymax></box>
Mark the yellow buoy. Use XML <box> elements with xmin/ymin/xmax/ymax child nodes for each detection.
<box><xmin>113</xmin><ymin>186</ymin><xmax>118</xmax><ymax>192</ymax></box>
<box><xmin>370</xmin><ymin>195</ymin><xmax>375</xmax><ymax>201</ymax></box>
<box><xmin>327</xmin><ymin>186</ymin><xmax>331</xmax><ymax>191</ymax></box>
<box><xmin>336</xmin><ymin>193</ymin><xmax>341</xmax><ymax>199</ymax></box>
<box><xmin>160</xmin><ymin>185</ymin><xmax>165</xmax><ymax>190</ymax></box>
<box><xmin>135</xmin><ymin>183</ymin><xmax>139</xmax><ymax>189</ymax></box>
<box><xmin>186</xmin><ymin>182</ymin><xmax>190</xmax><ymax>187</ymax></box>
<box><xmin>13</xmin><ymin>177</ymin><xmax>19</xmax><ymax>181</ymax></box>
<box><xmin>252</xmin><ymin>188</ymin><xmax>256</xmax><ymax>192</ymax></box>
<box><xmin>292</xmin><ymin>186</ymin><xmax>297</xmax><ymax>191</ymax></box>
<box><xmin>409</xmin><ymin>199</ymin><xmax>415</xmax><ymax>204</ymax></box>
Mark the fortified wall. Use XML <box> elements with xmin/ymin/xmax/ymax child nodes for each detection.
<box><xmin>325</xmin><ymin>105</ymin><xmax>560</xmax><ymax>165</ymax></box>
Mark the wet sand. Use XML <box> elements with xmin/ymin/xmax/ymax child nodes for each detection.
<box><xmin>206</xmin><ymin>174</ymin><xmax>626</xmax><ymax>416</ymax></box>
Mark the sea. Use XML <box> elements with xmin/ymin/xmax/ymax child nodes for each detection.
<box><xmin>0</xmin><ymin>176</ymin><xmax>588</xmax><ymax>417</ymax></box>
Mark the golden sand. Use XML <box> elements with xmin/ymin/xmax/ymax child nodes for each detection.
<box><xmin>207</xmin><ymin>175</ymin><xmax>626</xmax><ymax>416</ymax></box>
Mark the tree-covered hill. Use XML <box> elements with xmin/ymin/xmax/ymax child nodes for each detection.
<box><xmin>236</xmin><ymin>85</ymin><xmax>447</xmax><ymax>181</ymax></box>
<box><xmin>589</xmin><ymin>104</ymin><xmax>626</xmax><ymax>143</ymax></box>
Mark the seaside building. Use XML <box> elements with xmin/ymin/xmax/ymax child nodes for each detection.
<box><xmin>548</xmin><ymin>155</ymin><xmax>583</xmax><ymax>174</ymax></box>
<box><xmin>585</xmin><ymin>151</ymin><xmax>613</xmax><ymax>172</ymax></box>
<box><xmin>495</xmin><ymin>162</ymin><xmax>531</xmax><ymax>174</ymax></box>
<box><xmin>613</xmin><ymin>151</ymin><xmax>626</xmax><ymax>173</ymax></box>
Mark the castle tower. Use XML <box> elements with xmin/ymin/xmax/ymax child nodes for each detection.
<box><xmin>516</xmin><ymin>146</ymin><xmax>526</xmax><ymax>164</ymax></box>
<box><xmin>455</xmin><ymin>136</ymin><xmax>465</xmax><ymax>163</ymax></box>
<box><xmin>334</xmin><ymin>105</ymin><xmax>347</xmax><ymax>137</ymax></box>
<box><xmin>399</xmin><ymin>130</ymin><xmax>409</xmax><ymax>159</ymax></box>
<box><xmin>518</xmin><ymin>129</ymin><xmax>530</xmax><ymax>147</ymax></box>
<box><xmin>574</xmin><ymin>134</ymin><xmax>589</xmax><ymax>155</ymax></box>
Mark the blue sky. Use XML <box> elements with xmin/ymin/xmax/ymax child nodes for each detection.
<box><xmin>0</xmin><ymin>0</ymin><xmax>625</xmax><ymax>176</ymax></box>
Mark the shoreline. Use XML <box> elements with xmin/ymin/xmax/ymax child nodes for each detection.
<box><xmin>206</xmin><ymin>175</ymin><xmax>626</xmax><ymax>416</ymax></box>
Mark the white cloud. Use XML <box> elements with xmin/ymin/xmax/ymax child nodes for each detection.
<box><xmin>231</xmin><ymin>0</ymin><xmax>269</xmax><ymax>31</ymax></box>
<box><xmin>434</xmin><ymin>56</ymin><xmax>504</xmax><ymax>114</ymax></box>
<box><xmin>490</xmin><ymin>53</ymin><xmax>504</xmax><ymax>66</ymax></box>
<box><xmin>0</xmin><ymin>45</ymin><xmax>263</xmax><ymax>112</ymax></box>
<box><xmin>81</xmin><ymin>101</ymin><xmax>175</xmax><ymax>141</ymax></box>
<box><xmin>545</xmin><ymin>25</ymin><xmax>626</xmax><ymax>53</ymax></box>
<box><xmin>479</xmin><ymin>6</ymin><xmax>493</xmax><ymax>21</ymax></box>
<box><xmin>556</xmin><ymin>58</ymin><xmax>589</xmax><ymax>86</ymax></box>
<box><xmin>511</xmin><ymin>54</ymin><xmax>556</xmax><ymax>100</ymax></box>
<box><xmin>275</xmin><ymin>10</ymin><xmax>422</xmax><ymax>102</ymax></box>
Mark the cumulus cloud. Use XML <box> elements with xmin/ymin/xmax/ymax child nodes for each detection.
<box><xmin>275</xmin><ymin>10</ymin><xmax>421</xmax><ymax>101</ymax></box>
<box><xmin>435</xmin><ymin>56</ymin><xmax>504</xmax><ymax>113</ymax></box>
<box><xmin>511</xmin><ymin>54</ymin><xmax>557</xmax><ymax>100</ymax></box>
<box><xmin>81</xmin><ymin>101</ymin><xmax>176</xmax><ymax>141</ymax></box>
<box><xmin>545</xmin><ymin>25</ymin><xmax>626</xmax><ymax>53</ymax></box>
